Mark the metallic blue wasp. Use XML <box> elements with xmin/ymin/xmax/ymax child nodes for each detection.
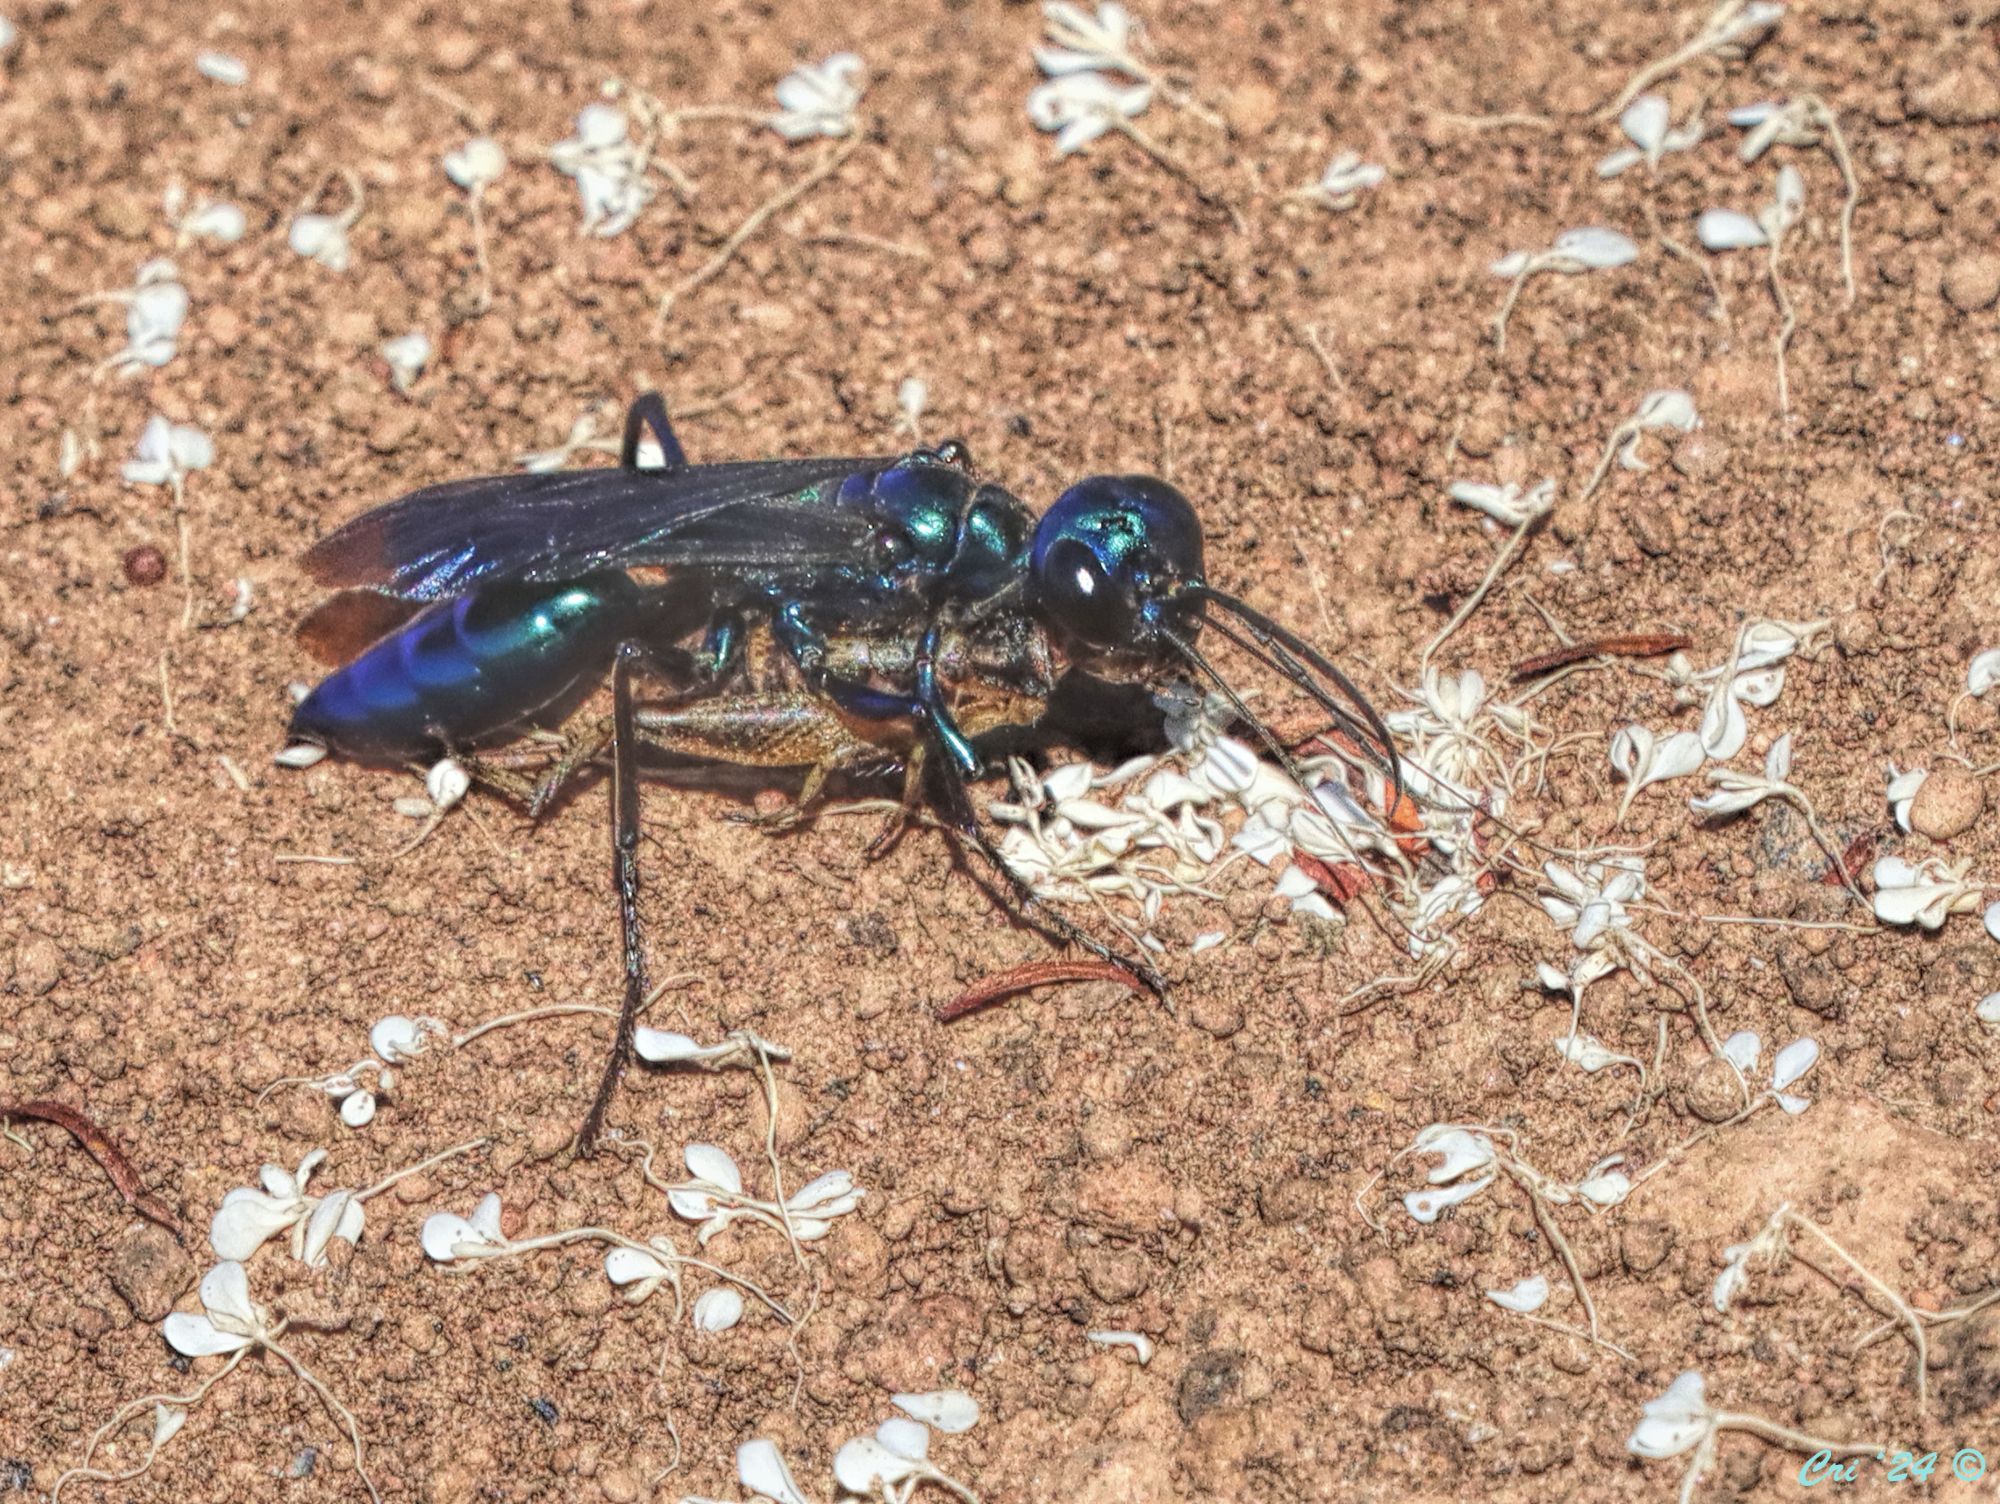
<box><xmin>287</xmin><ymin>394</ymin><xmax>1397</xmax><ymax>1150</ymax></box>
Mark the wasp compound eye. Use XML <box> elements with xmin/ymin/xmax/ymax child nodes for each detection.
<box><xmin>1029</xmin><ymin>475</ymin><xmax>1205</xmax><ymax>651</ymax></box>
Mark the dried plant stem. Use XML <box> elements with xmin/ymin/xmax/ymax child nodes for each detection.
<box><xmin>1111</xmin><ymin>117</ymin><xmax>1246</xmax><ymax>233</ymax></box>
<box><xmin>467</xmin><ymin>189</ymin><xmax>494</xmax><ymax>312</ymax></box>
<box><xmin>1711</xmin><ymin>1413</ymin><xmax>1881</xmax><ymax>1456</ymax></box>
<box><xmin>263</xmin><ymin>1335</ymin><xmax>381</xmax><ymax>1504</ymax></box>
<box><xmin>359</xmin><ymin>1138</ymin><xmax>486</xmax><ymax>1202</ymax></box>
<box><xmin>1802</xmin><ymin>95</ymin><xmax>1861</xmax><ymax>304</ymax></box>
<box><xmin>450</xmin><ymin>976</ymin><xmax>693</xmax><ymax>1049</ymax></box>
<box><xmin>485</xmin><ymin>1227</ymin><xmax>794</xmax><ymax>1324</ymax></box>
<box><xmin>1766</xmin><ymin>238</ymin><xmax>1796</xmax><ymax>414</ymax></box>
<box><xmin>1646</xmin><ymin>200</ymin><xmax>1730</xmax><ymax>324</ymax></box>
<box><xmin>1516</xmin><ymin>1171</ymin><xmax>1600</xmax><ymax>1343</ymax></box>
<box><xmin>1605</xmin><ymin>0</ymin><xmax>1758</xmax><ymax>116</ymax></box>
<box><xmin>1296</xmin><ymin>322</ymin><xmax>1348</xmax><ymax>392</ymax></box>
<box><xmin>1783</xmin><ymin>1210</ymin><xmax>1930</xmax><ymax>1415</ymax></box>
<box><xmin>1511</xmin><ymin>1309</ymin><xmax>1636</xmax><ymax>1362</ymax></box>
<box><xmin>53</xmin><ymin>1351</ymin><xmax>247</xmax><ymax>1502</ymax></box>
<box><xmin>1423</xmin><ymin>512</ymin><xmax>1543</xmax><ymax>668</ymax></box>
<box><xmin>652</xmin><ymin>137</ymin><xmax>860</xmax><ymax>335</ymax></box>
<box><xmin>1491</xmin><ymin>265</ymin><xmax>1535</xmax><ymax>353</ymax></box>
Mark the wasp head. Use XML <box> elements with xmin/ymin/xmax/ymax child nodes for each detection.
<box><xmin>1027</xmin><ymin>475</ymin><xmax>1206</xmax><ymax>658</ymax></box>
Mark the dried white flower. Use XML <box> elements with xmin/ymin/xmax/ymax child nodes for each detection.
<box><xmin>1870</xmin><ymin>854</ymin><xmax>1980</xmax><ymax>930</ymax></box>
<box><xmin>1295</xmin><ymin>150</ymin><xmax>1386</xmax><ymax>212</ymax></box>
<box><xmin>550</xmin><ymin>103</ymin><xmax>654</xmax><ymax>238</ymax></box>
<box><xmin>164</xmin><ymin>1262</ymin><xmax>270</xmax><ymax>1358</ymax></box>
<box><xmin>1610</xmin><ymin>725</ymin><xmax>1705</xmax><ymax>822</ymax></box>
<box><xmin>1447</xmin><ymin>478</ymin><xmax>1556</xmax><ymax>528</ymax></box>
<box><xmin>1485</xmin><ymin>1274</ymin><xmax>1550</xmax><ymax>1313</ymax></box>
<box><xmin>421</xmin><ymin>1192</ymin><xmax>509</xmax><ymax>1262</ymax></box>
<box><xmin>1598</xmin><ymin>93</ymin><xmax>1703</xmax><ymax>177</ymax></box>
<box><xmin>1027</xmin><ymin>71</ymin><xmax>1153</xmax><ymax>155</ymax></box>
<box><xmin>290</xmin><ymin>213</ymin><xmax>354</xmax><ymax>272</ymax></box>
<box><xmin>1036</xmin><ymin>2</ymin><xmax>1144</xmax><ymax>79</ymax></box>
<box><xmin>379</xmin><ymin>331</ymin><xmax>431</xmax><ymax>395</ymax></box>
<box><xmin>443</xmin><ymin>137</ymin><xmax>506</xmax><ymax>192</ymax></box>
<box><xmin>770</xmin><ymin>54</ymin><xmax>866</xmax><ymax>140</ymax></box>
<box><xmin>1490</xmin><ymin>226</ymin><xmax>1639</xmax><ymax>277</ymax></box>
<box><xmin>1689</xmin><ymin>732</ymin><xmax>1794</xmax><ymax>817</ymax></box>
<box><xmin>1627</xmin><ymin>1370</ymin><xmax>1714</xmax><ymax>1459</ymax></box>
<box><xmin>122</xmin><ymin>415</ymin><xmax>213</xmax><ymax>492</ymax></box>
<box><xmin>1541</xmin><ymin>858</ymin><xmax>1644</xmax><ymax>953</ymax></box>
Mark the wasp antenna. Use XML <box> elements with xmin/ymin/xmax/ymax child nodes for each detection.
<box><xmin>1188</xmin><ymin>588</ymin><xmax>1403</xmax><ymax>809</ymax></box>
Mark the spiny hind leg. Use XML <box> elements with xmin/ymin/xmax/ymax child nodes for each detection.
<box><xmin>458</xmin><ymin>716</ymin><xmax>615</xmax><ymax>818</ymax></box>
<box><xmin>633</xmin><ymin>692</ymin><xmax>894</xmax><ymax>836</ymax></box>
<box><xmin>730</xmin><ymin>760</ymin><xmax>834</xmax><ymax>833</ymax></box>
<box><xmin>865</xmin><ymin>741</ymin><xmax>927</xmax><ymax>860</ymax></box>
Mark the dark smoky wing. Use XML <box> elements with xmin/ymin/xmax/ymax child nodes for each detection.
<box><xmin>302</xmin><ymin>458</ymin><xmax>897</xmax><ymax>599</ymax></box>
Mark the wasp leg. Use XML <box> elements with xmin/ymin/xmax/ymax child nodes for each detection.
<box><xmin>912</xmin><ymin>620</ymin><xmax>981</xmax><ymax>777</ymax></box>
<box><xmin>621</xmin><ymin>391</ymin><xmax>688</xmax><ymax>470</ymax></box>
<box><xmin>574</xmin><ymin>642</ymin><xmax>649</xmax><ymax>1157</ymax></box>
<box><xmin>921</xmin><ymin>734</ymin><xmax>1170</xmax><ymax>1002</ymax></box>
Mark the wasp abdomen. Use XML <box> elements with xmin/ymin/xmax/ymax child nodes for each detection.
<box><xmin>289</xmin><ymin>572</ymin><xmax>640</xmax><ymax>762</ymax></box>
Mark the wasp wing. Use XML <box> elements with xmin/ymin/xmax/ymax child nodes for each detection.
<box><xmin>303</xmin><ymin>457</ymin><xmax>898</xmax><ymax>600</ymax></box>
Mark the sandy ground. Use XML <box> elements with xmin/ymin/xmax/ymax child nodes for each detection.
<box><xmin>3</xmin><ymin>0</ymin><xmax>1999</xmax><ymax>1500</ymax></box>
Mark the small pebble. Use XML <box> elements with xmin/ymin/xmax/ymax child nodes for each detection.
<box><xmin>1908</xmin><ymin>766</ymin><xmax>1983</xmax><ymax>839</ymax></box>
<box><xmin>1942</xmin><ymin>254</ymin><xmax>2000</xmax><ymax>313</ymax></box>
<box><xmin>122</xmin><ymin>545</ymin><xmax>167</xmax><ymax>586</ymax></box>
<box><xmin>1685</xmin><ymin>1058</ymin><xmax>1747</xmax><ymax>1124</ymax></box>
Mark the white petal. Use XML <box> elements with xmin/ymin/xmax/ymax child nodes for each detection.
<box><xmin>1620</xmin><ymin>94</ymin><xmax>1670</xmax><ymax>152</ymax></box>
<box><xmin>1732</xmin><ymin>666</ymin><xmax>1785</xmax><ymax>707</ymax></box>
<box><xmin>833</xmin><ymin>1437</ymin><xmax>918</xmax><ymax>1495</ymax></box>
<box><xmin>669</xmin><ymin>1188</ymin><xmax>719</xmax><ymax>1221</ymax></box>
<box><xmin>1976</xmin><ymin>992</ymin><xmax>2000</xmax><ymax>1026</ymax></box>
<box><xmin>339</xmin><ymin>1090</ymin><xmax>377</xmax><ymax>1127</ymax></box>
<box><xmin>1772</xmin><ymin>164</ymin><xmax>1805</xmax><ymax>228</ymax></box>
<box><xmin>1987</xmin><ymin>901</ymin><xmax>2000</xmax><ymax>942</ymax></box>
<box><xmin>683</xmin><ymin>1143</ymin><xmax>743</xmax><ymax>1194</ymax></box>
<box><xmin>1086</xmin><ymin>1328</ymin><xmax>1155</xmax><ymax>1363</ymax></box>
<box><xmin>738</xmin><ymin>1439</ymin><xmax>814</xmax><ymax>1504</ymax></box>
<box><xmin>691</xmin><ymin>1287</ymin><xmax>744</xmax><ymax>1333</ymax></box>
<box><xmin>1485</xmin><ymin>1274</ymin><xmax>1550</xmax><ymax>1313</ymax></box>
<box><xmin>163</xmin><ymin>1312</ymin><xmax>251</xmax><ymax>1357</ymax></box>
<box><xmin>183</xmin><ymin>200</ymin><xmax>245</xmax><ymax>241</ymax></box>
<box><xmin>370</xmin><ymin>1015</ymin><xmax>425</xmax><ymax>1063</ymax></box>
<box><xmin>152</xmin><ymin>1403</ymin><xmax>188</xmax><ymax>1448</ymax></box>
<box><xmin>786</xmin><ymin>1170</ymin><xmax>857</xmax><ymax>1213</ymax></box>
<box><xmin>1697</xmin><ymin>207</ymin><xmax>1768</xmax><ymax>250</ymax></box>
<box><xmin>1872</xmin><ymin>855</ymin><xmax>1918</xmax><ymax>890</ymax></box>
<box><xmin>1634</xmin><ymin>389</ymin><xmax>1698</xmax><ymax>432</ymax></box>
<box><xmin>1700</xmin><ymin>684</ymin><xmax>1747</xmax><ymax>759</ymax></box>
<box><xmin>875</xmin><ymin>1417</ymin><xmax>930</xmax><ymax>1462</ymax></box>
<box><xmin>1969</xmin><ymin>648</ymin><xmax>2000</xmax><ymax>696</ymax></box>
<box><xmin>1770</xmin><ymin>1037</ymin><xmax>1819</xmax><ymax>1091</ymax></box>
<box><xmin>605</xmin><ymin>1245</ymin><xmax>674</xmax><ymax>1287</ymax></box>
<box><xmin>421</xmin><ymin>1213</ymin><xmax>478</xmax><ymax>1262</ymax></box>
<box><xmin>210</xmin><ymin>1190</ymin><xmax>303</xmax><ymax>1262</ymax></box>
<box><xmin>1553</xmin><ymin>227</ymin><xmax>1638</xmax><ymax>268</ymax></box>
<box><xmin>890</xmin><ymin>1389</ymin><xmax>980</xmax><ymax>1433</ymax></box>
<box><xmin>469</xmin><ymin>1192</ymin><xmax>505</xmax><ymax>1241</ymax></box>
<box><xmin>1596</xmin><ymin>146</ymin><xmax>1644</xmax><ymax>178</ymax></box>
<box><xmin>1403</xmin><ymin>1173</ymin><xmax>1494</xmax><ymax>1223</ymax></box>
<box><xmin>1578</xmin><ymin>1169</ymin><xmax>1632</xmax><ymax>1206</ymax></box>
<box><xmin>300</xmin><ymin>1190</ymin><xmax>363</xmax><ymax>1268</ymax></box>
<box><xmin>199</xmin><ymin>1261</ymin><xmax>258</xmax><ymax>1329</ymax></box>
<box><xmin>1721</xmin><ymin>1031</ymin><xmax>1763</xmax><ymax>1073</ymax></box>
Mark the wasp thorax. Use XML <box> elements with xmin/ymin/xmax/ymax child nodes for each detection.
<box><xmin>1028</xmin><ymin>475</ymin><xmax>1206</xmax><ymax>652</ymax></box>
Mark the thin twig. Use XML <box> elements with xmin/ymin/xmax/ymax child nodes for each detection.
<box><xmin>652</xmin><ymin>137</ymin><xmax>860</xmax><ymax>334</ymax></box>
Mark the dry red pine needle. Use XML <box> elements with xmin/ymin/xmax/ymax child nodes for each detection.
<box><xmin>0</xmin><ymin>1099</ymin><xmax>183</xmax><ymax>1241</ymax></box>
<box><xmin>1511</xmin><ymin>632</ymin><xmax>1692</xmax><ymax>678</ymax></box>
<box><xmin>938</xmin><ymin>959</ymin><xmax>1146</xmax><ymax>1022</ymax></box>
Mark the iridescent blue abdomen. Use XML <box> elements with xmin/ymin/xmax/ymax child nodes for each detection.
<box><xmin>290</xmin><ymin>572</ymin><xmax>640</xmax><ymax>762</ymax></box>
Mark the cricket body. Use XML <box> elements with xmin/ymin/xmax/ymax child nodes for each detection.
<box><xmin>285</xmin><ymin>393</ymin><xmax>1397</xmax><ymax>1152</ymax></box>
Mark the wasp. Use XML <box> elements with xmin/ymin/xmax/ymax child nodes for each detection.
<box><xmin>287</xmin><ymin>395</ymin><xmax>1396</xmax><ymax>1150</ymax></box>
